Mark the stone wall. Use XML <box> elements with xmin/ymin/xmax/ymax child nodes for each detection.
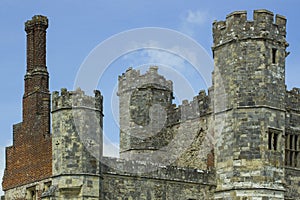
<box><xmin>4</xmin><ymin>178</ymin><xmax>52</xmax><ymax>200</ymax></box>
<box><xmin>285</xmin><ymin>168</ymin><xmax>300</xmax><ymax>200</ymax></box>
<box><xmin>101</xmin><ymin>157</ymin><xmax>215</xmax><ymax>200</ymax></box>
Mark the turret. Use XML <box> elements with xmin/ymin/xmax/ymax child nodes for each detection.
<box><xmin>213</xmin><ymin>10</ymin><xmax>287</xmax><ymax>199</ymax></box>
<box><xmin>117</xmin><ymin>66</ymin><xmax>173</xmax><ymax>160</ymax></box>
<box><xmin>51</xmin><ymin>88</ymin><xmax>103</xmax><ymax>198</ymax></box>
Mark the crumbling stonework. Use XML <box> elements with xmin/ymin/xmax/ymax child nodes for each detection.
<box><xmin>2</xmin><ymin>9</ymin><xmax>300</xmax><ymax>200</ymax></box>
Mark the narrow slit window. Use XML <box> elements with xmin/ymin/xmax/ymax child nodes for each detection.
<box><xmin>273</xmin><ymin>133</ymin><xmax>278</xmax><ymax>151</ymax></box>
<box><xmin>268</xmin><ymin>128</ymin><xmax>281</xmax><ymax>151</ymax></box>
<box><xmin>268</xmin><ymin>131</ymin><xmax>272</xmax><ymax>150</ymax></box>
<box><xmin>272</xmin><ymin>48</ymin><xmax>277</xmax><ymax>64</ymax></box>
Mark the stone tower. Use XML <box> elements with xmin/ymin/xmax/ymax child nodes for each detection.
<box><xmin>51</xmin><ymin>88</ymin><xmax>103</xmax><ymax>199</ymax></box>
<box><xmin>213</xmin><ymin>10</ymin><xmax>288</xmax><ymax>199</ymax></box>
<box><xmin>2</xmin><ymin>15</ymin><xmax>52</xmax><ymax>191</ymax></box>
<box><xmin>117</xmin><ymin>66</ymin><xmax>173</xmax><ymax>160</ymax></box>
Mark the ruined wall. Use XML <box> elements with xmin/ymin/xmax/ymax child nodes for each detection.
<box><xmin>101</xmin><ymin>157</ymin><xmax>215</xmax><ymax>200</ymax></box>
<box><xmin>118</xmin><ymin>66</ymin><xmax>215</xmax><ymax>170</ymax></box>
<box><xmin>169</xmin><ymin>90</ymin><xmax>214</xmax><ymax>170</ymax></box>
<box><xmin>118</xmin><ymin>66</ymin><xmax>174</xmax><ymax>158</ymax></box>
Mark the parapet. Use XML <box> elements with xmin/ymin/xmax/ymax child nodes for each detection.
<box><xmin>118</xmin><ymin>66</ymin><xmax>173</xmax><ymax>95</ymax></box>
<box><xmin>25</xmin><ymin>15</ymin><xmax>48</xmax><ymax>31</ymax></box>
<box><xmin>52</xmin><ymin>88</ymin><xmax>103</xmax><ymax>112</ymax></box>
<box><xmin>167</xmin><ymin>90</ymin><xmax>212</xmax><ymax>125</ymax></box>
<box><xmin>212</xmin><ymin>9</ymin><xmax>287</xmax><ymax>48</ymax></box>
<box><xmin>286</xmin><ymin>88</ymin><xmax>300</xmax><ymax>112</ymax></box>
<box><xmin>101</xmin><ymin>157</ymin><xmax>215</xmax><ymax>185</ymax></box>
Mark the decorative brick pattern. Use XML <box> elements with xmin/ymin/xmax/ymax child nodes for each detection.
<box><xmin>2</xmin><ymin>15</ymin><xmax>52</xmax><ymax>191</ymax></box>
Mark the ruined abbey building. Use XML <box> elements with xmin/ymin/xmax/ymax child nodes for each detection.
<box><xmin>2</xmin><ymin>9</ymin><xmax>300</xmax><ymax>200</ymax></box>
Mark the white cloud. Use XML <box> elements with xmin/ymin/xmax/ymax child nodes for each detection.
<box><xmin>185</xmin><ymin>10</ymin><xmax>208</xmax><ymax>25</ymax></box>
<box><xmin>179</xmin><ymin>10</ymin><xmax>211</xmax><ymax>37</ymax></box>
<box><xmin>142</xmin><ymin>49</ymin><xmax>186</xmax><ymax>70</ymax></box>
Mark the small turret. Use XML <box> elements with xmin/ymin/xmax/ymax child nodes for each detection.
<box><xmin>51</xmin><ymin>88</ymin><xmax>103</xmax><ymax>198</ymax></box>
<box><xmin>118</xmin><ymin>66</ymin><xmax>174</xmax><ymax>160</ymax></box>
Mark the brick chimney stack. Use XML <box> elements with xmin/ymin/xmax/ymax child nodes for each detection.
<box><xmin>2</xmin><ymin>15</ymin><xmax>52</xmax><ymax>191</ymax></box>
<box><xmin>23</xmin><ymin>15</ymin><xmax>50</xmax><ymax>135</ymax></box>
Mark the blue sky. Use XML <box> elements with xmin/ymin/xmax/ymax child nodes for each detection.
<box><xmin>0</xmin><ymin>0</ymin><xmax>300</xmax><ymax>193</ymax></box>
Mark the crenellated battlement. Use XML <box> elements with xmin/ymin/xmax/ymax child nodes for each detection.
<box><xmin>25</xmin><ymin>15</ymin><xmax>48</xmax><ymax>31</ymax></box>
<box><xmin>212</xmin><ymin>9</ymin><xmax>287</xmax><ymax>48</ymax></box>
<box><xmin>286</xmin><ymin>88</ymin><xmax>300</xmax><ymax>112</ymax></box>
<box><xmin>118</xmin><ymin>66</ymin><xmax>173</xmax><ymax>95</ymax></box>
<box><xmin>52</xmin><ymin>88</ymin><xmax>103</xmax><ymax>112</ymax></box>
<box><xmin>167</xmin><ymin>90</ymin><xmax>212</xmax><ymax>125</ymax></box>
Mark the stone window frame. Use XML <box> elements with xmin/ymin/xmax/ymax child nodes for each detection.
<box><xmin>43</xmin><ymin>181</ymin><xmax>52</xmax><ymax>193</ymax></box>
<box><xmin>272</xmin><ymin>48</ymin><xmax>277</xmax><ymax>64</ymax></box>
<box><xmin>285</xmin><ymin>129</ymin><xmax>300</xmax><ymax>168</ymax></box>
<box><xmin>26</xmin><ymin>185</ymin><xmax>37</xmax><ymax>200</ymax></box>
<box><xmin>268</xmin><ymin>128</ymin><xmax>282</xmax><ymax>151</ymax></box>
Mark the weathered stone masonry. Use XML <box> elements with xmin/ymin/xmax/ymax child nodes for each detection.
<box><xmin>2</xmin><ymin>9</ymin><xmax>300</xmax><ymax>200</ymax></box>
<box><xmin>212</xmin><ymin>10</ymin><xmax>287</xmax><ymax>199</ymax></box>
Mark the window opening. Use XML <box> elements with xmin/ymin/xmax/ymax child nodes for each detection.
<box><xmin>26</xmin><ymin>186</ymin><xmax>36</xmax><ymax>200</ymax></box>
<box><xmin>268</xmin><ymin>128</ymin><xmax>281</xmax><ymax>151</ymax></box>
<box><xmin>285</xmin><ymin>131</ymin><xmax>300</xmax><ymax>168</ymax></box>
<box><xmin>272</xmin><ymin>48</ymin><xmax>277</xmax><ymax>64</ymax></box>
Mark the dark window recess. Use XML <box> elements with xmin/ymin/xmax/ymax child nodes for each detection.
<box><xmin>268</xmin><ymin>131</ymin><xmax>273</xmax><ymax>150</ymax></box>
<box><xmin>268</xmin><ymin>128</ymin><xmax>281</xmax><ymax>151</ymax></box>
<box><xmin>272</xmin><ymin>48</ymin><xmax>277</xmax><ymax>64</ymax></box>
<box><xmin>26</xmin><ymin>186</ymin><xmax>36</xmax><ymax>200</ymax></box>
<box><xmin>285</xmin><ymin>131</ymin><xmax>300</xmax><ymax>168</ymax></box>
<box><xmin>274</xmin><ymin>133</ymin><xmax>278</xmax><ymax>150</ymax></box>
